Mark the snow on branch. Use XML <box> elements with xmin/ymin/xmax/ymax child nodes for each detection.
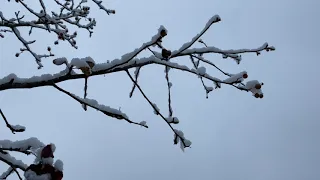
<box><xmin>0</xmin><ymin>167</ymin><xmax>14</xmax><ymax>179</ymax></box>
<box><xmin>1</xmin><ymin>2</ymin><xmax>275</xmax><ymax>178</ymax></box>
<box><xmin>52</xmin><ymin>83</ymin><xmax>148</xmax><ymax>128</ymax></box>
<box><xmin>0</xmin><ymin>137</ymin><xmax>45</xmax><ymax>178</ymax></box>
<box><xmin>0</xmin><ymin>14</ymin><xmax>274</xmax><ymax>150</ymax></box>
<box><xmin>126</xmin><ymin>70</ymin><xmax>191</xmax><ymax>148</ymax></box>
<box><xmin>171</xmin><ymin>15</ymin><xmax>221</xmax><ymax>57</ymax></box>
<box><xmin>0</xmin><ymin>138</ymin><xmax>63</xmax><ymax>179</ymax></box>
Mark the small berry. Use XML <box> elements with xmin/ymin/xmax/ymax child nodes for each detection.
<box><xmin>259</xmin><ymin>94</ymin><xmax>264</xmax><ymax>98</ymax></box>
<box><xmin>87</xmin><ymin>61</ymin><xmax>95</xmax><ymax>68</ymax></box>
<box><xmin>15</xmin><ymin>53</ymin><xmax>19</xmax><ymax>57</ymax></box>
<box><xmin>160</xmin><ymin>29</ymin><xmax>167</xmax><ymax>37</ymax></box>
<box><xmin>47</xmin><ymin>47</ymin><xmax>51</xmax><ymax>51</ymax></box>
<box><xmin>58</xmin><ymin>33</ymin><xmax>64</xmax><ymax>40</ymax></box>
<box><xmin>255</xmin><ymin>84</ymin><xmax>261</xmax><ymax>89</ymax></box>
<box><xmin>242</xmin><ymin>73</ymin><xmax>248</xmax><ymax>79</ymax></box>
<box><xmin>254</xmin><ymin>93</ymin><xmax>259</xmax><ymax>98</ymax></box>
<box><xmin>54</xmin><ymin>41</ymin><xmax>58</xmax><ymax>45</ymax></box>
<box><xmin>162</xmin><ymin>49</ymin><xmax>171</xmax><ymax>59</ymax></box>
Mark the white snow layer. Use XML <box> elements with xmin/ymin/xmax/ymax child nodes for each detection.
<box><xmin>223</xmin><ymin>71</ymin><xmax>247</xmax><ymax>83</ymax></box>
<box><xmin>0</xmin><ymin>137</ymin><xmax>44</xmax><ymax>150</ymax></box>
<box><xmin>10</xmin><ymin>124</ymin><xmax>26</xmax><ymax>131</ymax></box>
<box><xmin>139</xmin><ymin>121</ymin><xmax>147</xmax><ymax>126</ymax></box>
<box><xmin>54</xmin><ymin>159</ymin><xmax>64</xmax><ymax>171</ymax></box>
<box><xmin>24</xmin><ymin>170</ymin><xmax>51</xmax><ymax>180</ymax></box>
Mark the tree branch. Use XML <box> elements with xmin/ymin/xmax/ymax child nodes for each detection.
<box><xmin>125</xmin><ymin>70</ymin><xmax>189</xmax><ymax>148</ymax></box>
<box><xmin>52</xmin><ymin>83</ymin><xmax>148</xmax><ymax>128</ymax></box>
<box><xmin>0</xmin><ymin>109</ymin><xmax>25</xmax><ymax>134</ymax></box>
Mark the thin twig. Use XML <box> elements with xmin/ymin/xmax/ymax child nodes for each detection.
<box><xmin>125</xmin><ymin>70</ymin><xmax>187</xmax><ymax>147</ymax></box>
<box><xmin>0</xmin><ymin>109</ymin><xmax>25</xmax><ymax>134</ymax></box>
<box><xmin>52</xmin><ymin>83</ymin><xmax>148</xmax><ymax>128</ymax></box>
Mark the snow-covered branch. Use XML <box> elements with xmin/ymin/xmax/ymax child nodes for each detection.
<box><xmin>0</xmin><ymin>13</ymin><xmax>274</xmax><ymax>151</ymax></box>
<box><xmin>1</xmin><ymin>0</ymin><xmax>115</xmax><ymax>69</ymax></box>
<box><xmin>0</xmin><ymin>109</ymin><xmax>26</xmax><ymax>134</ymax></box>
<box><xmin>126</xmin><ymin>70</ymin><xmax>191</xmax><ymax>148</ymax></box>
<box><xmin>1</xmin><ymin>1</ymin><xmax>275</xmax><ymax>179</ymax></box>
<box><xmin>52</xmin><ymin>83</ymin><xmax>148</xmax><ymax>128</ymax></box>
<box><xmin>0</xmin><ymin>138</ymin><xmax>63</xmax><ymax>180</ymax></box>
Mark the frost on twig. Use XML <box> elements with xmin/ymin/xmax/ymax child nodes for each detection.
<box><xmin>1</xmin><ymin>1</ymin><xmax>275</xmax><ymax>178</ymax></box>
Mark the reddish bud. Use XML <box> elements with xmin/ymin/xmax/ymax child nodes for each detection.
<box><xmin>58</xmin><ymin>33</ymin><xmax>64</xmax><ymax>40</ymax></box>
<box><xmin>41</xmin><ymin>144</ymin><xmax>54</xmax><ymax>158</ymax></box>
<box><xmin>26</xmin><ymin>164</ymin><xmax>42</xmax><ymax>175</ymax></box>
<box><xmin>42</xmin><ymin>164</ymin><xmax>55</xmax><ymax>174</ymax></box>
<box><xmin>242</xmin><ymin>73</ymin><xmax>248</xmax><ymax>79</ymax></box>
<box><xmin>52</xmin><ymin>171</ymin><xmax>63</xmax><ymax>180</ymax></box>
<box><xmin>160</xmin><ymin>30</ymin><xmax>167</xmax><ymax>37</ymax></box>
<box><xmin>162</xmin><ymin>49</ymin><xmax>171</xmax><ymax>59</ymax></box>
<box><xmin>87</xmin><ymin>61</ymin><xmax>95</xmax><ymax>68</ymax></box>
<box><xmin>255</xmin><ymin>84</ymin><xmax>261</xmax><ymax>89</ymax></box>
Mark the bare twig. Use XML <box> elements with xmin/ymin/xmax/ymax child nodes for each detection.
<box><xmin>125</xmin><ymin>70</ymin><xmax>188</xmax><ymax>147</ymax></box>
<box><xmin>83</xmin><ymin>77</ymin><xmax>88</xmax><ymax>110</ymax></box>
<box><xmin>52</xmin><ymin>83</ymin><xmax>148</xmax><ymax>128</ymax></box>
<box><xmin>0</xmin><ymin>109</ymin><xmax>25</xmax><ymax>134</ymax></box>
<box><xmin>165</xmin><ymin>66</ymin><xmax>173</xmax><ymax>116</ymax></box>
<box><xmin>189</xmin><ymin>55</ymin><xmax>212</xmax><ymax>98</ymax></box>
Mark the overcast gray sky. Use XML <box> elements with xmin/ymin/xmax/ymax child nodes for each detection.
<box><xmin>1</xmin><ymin>0</ymin><xmax>320</xmax><ymax>180</ymax></box>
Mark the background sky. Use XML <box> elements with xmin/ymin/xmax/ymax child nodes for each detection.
<box><xmin>1</xmin><ymin>0</ymin><xmax>320</xmax><ymax>180</ymax></box>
